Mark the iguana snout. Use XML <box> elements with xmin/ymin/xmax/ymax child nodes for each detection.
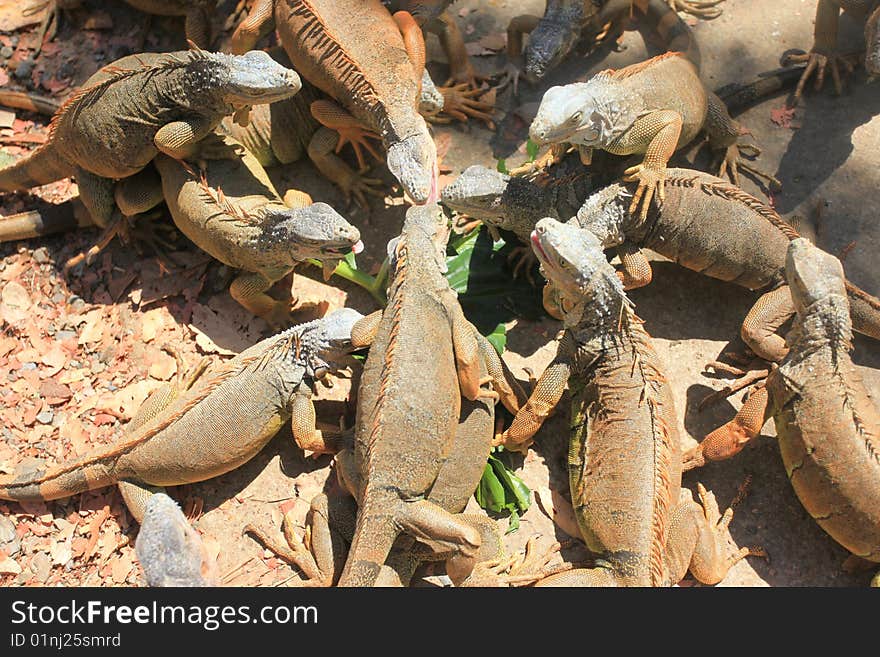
<box><xmin>222</xmin><ymin>50</ymin><xmax>303</xmax><ymax>106</ymax></box>
<box><xmin>304</xmin><ymin>308</ymin><xmax>366</xmax><ymax>373</ymax></box>
<box><xmin>440</xmin><ymin>165</ymin><xmax>509</xmax><ymax>218</ymax></box>
<box><xmin>531</xmin><ymin>218</ymin><xmax>617</xmax><ymax>298</ymax></box>
<box><xmin>268</xmin><ymin>203</ymin><xmax>363</xmax><ymax>265</ymax></box>
<box><xmin>385</xmin><ymin>123</ymin><xmax>439</xmax><ymax>204</ymax></box>
<box><xmin>525</xmin><ymin>18</ymin><xmax>583</xmax><ymax>82</ymax></box>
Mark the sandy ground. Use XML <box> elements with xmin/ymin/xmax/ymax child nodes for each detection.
<box><xmin>0</xmin><ymin>0</ymin><xmax>878</xmax><ymax>586</ymax></box>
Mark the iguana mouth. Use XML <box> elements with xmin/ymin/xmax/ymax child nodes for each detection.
<box><xmin>323</xmin><ymin>240</ymin><xmax>364</xmax><ymax>257</ymax></box>
<box><xmin>530</xmin><ymin>230</ymin><xmax>550</xmax><ymax>266</ymax></box>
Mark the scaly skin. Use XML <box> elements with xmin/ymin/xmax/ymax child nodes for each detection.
<box><xmin>499</xmin><ymin>0</ymin><xmax>705</xmax><ymax>93</ymax></box>
<box><xmin>113</xmin><ymin>133</ymin><xmax>363</xmax><ymax>327</ymax></box>
<box><xmin>329</xmin><ymin>204</ymin><xmax>522</xmax><ymax>587</ymax></box>
<box><xmin>229</xmin><ymin>0</ymin><xmax>439</xmax><ymax>204</ymax></box>
<box><xmin>0</xmin><ymin>49</ymin><xmax>301</xmax><ymax>228</ymax></box>
<box><xmin>500</xmin><ymin>219</ymin><xmax>756</xmax><ymax>586</ymax></box>
<box><xmin>0</xmin><ymin>309</ymin><xmax>363</xmax><ymax>523</ymax></box>
<box><xmin>529</xmin><ymin>51</ymin><xmax>762</xmax><ymax>222</ymax></box>
<box><xmin>683</xmin><ymin>239</ymin><xmax>880</xmax><ymax>579</ymax></box>
<box><xmin>135</xmin><ymin>493</ymin><xmax>219</xmax><ymax>587</ymax></box>
<box><xmin>574</xmin><ymin>168</ymin><xmax>880</xmax><ymax>361</ymax></box>
<box><xmin>788</xmin><ymin>0</ymin><xmax>880</xmax><ymax>102</ymax></box>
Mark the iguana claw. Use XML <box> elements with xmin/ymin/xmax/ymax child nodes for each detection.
<box><xmin>623</xmin><ymin>163</ymin><xmax>666</xmax><ymax>222</ymax></box>
<box><xmin>787</xmin><ymin>49</ymin><xmax>858</xmax><ymax>103</ymax></box>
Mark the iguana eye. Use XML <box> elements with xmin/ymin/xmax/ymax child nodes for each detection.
<box><xmin>570</xmin><ymin>111</ymin><xmax>583</xmax><ymax>123</ymax></box>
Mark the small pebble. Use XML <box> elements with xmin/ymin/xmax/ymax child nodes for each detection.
<box><xmin>14</xmin><ymin>58</ymin><xmax>35</xmax><ymax>80</ymax></box>
<box><xmin>0</xmin><ymin>516</ymin><xmax>20</xmax><ymax>558</ymax></box>
<box><xmin>9</xmin><ymin>35</ymin><xmax>18</xmax><ymax>47</ymax></box>
<box><xmin>36</xmin><ymin>408</ymin><xmax>54</xmax><ymax>425</ymax></box>
<box><xmin>55</xmin><ymin>330</ymin><xmax>77</xmax><ymax>341</ymax></box>
<box><xmin>20</xmin><ymin>362</ymin><xmax>37</xmax><ymax>371</ymax></box>
<box><xmin>31</xmin><ymin>552</ymin><xmax>52</xmax><ymax>583</ymax></box>
<box><xmin>105</xmin><ymin>382</ymin><xmax>117</xmax><ymax>392</ymax></box>
<box><xmin>32</xmin><ymin>247</ymin><xmax>50</xmax><ymax>264</ymax></box>
<box><xmin>0</xmin><ymin>46</ymin><xmax>13</xmax><ymax>59</ymax></box>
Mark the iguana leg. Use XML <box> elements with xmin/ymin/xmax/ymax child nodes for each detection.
<box><xmin>183</xmin><ymin>6</ymin><xmax>212</xmax><ymax>49</ymax></box>
<box><xmin>307</xmin><ymin>127</ymin><xmax>385</xmax><ymax>209</ymax></box>
<box><xmin>464</xmin><ymin>535</ymin><xmax>565</xmax><ymax>587</ymax></box>
<box><xmin>616</xmin><ymin>241</ymin><xmax>653</xmax><ymax>289</ymax></box>
<box><xmin>663</xmin><ymin>484</ymin><xmax>765</xmax><ymax>585</ymax></box>
<box><xmin>228</xmin><ymin>0</ymin><xmax>276</xmax><ymax>54</ymax></box>
<box><xmin>350</xmin><ymin>310</ymin><xmax>383</xmax><ymax>348</ymax></box>
<box><xmin>617</xmin><ymin>110</ymin><xmax>683</xmax><ymax>222</ymax></box>
<box><xmin>73</xmin><ymin>167</ymin><xmax>117</xmax><ymax>229</ymax></box>
<box><xmin>507</xmin><ymin>143</ymin><xmax>568</xmax><ymax>177</ymax></box>
<box><xmin>496</xmin><ymin>14</ymin><xmax>542</xmax><ymax>95</ymax></box>
<box><xmin>436</xmin><ymin>84</ymin><xmax>495</xmax><ymax>128</ymax></box>
<box><xmin>682</xmin><ymin>384</ymin><xmax>771</xmax><ymax>471</ymax></box>
<box><xmin>290</xmin><ymin>391</ymin><xmax>345</xmax><ymax>455</ymax></box>
<box><xmin>310</xmin><ymin>100</ymin><xmax>383</xmax><ymax>170</ymax></box>
<box><xmin>448</xmin><ymin>302</ymin><xmax>498</xmax><ymax>402</ymax></box>
<box><xmin>282</xmin><ymin>189</ymin><xmax>313</xmax><ymax>210</ymax></box>
<box><xmin>392</xmin><ymin>10</ymin><xmax>426</xmax><ymax>88</ymax></box>
<box><xmin>154</xmin><ymin>116</ymin><xmax>225</xmax><ymax>161</ymax></box>
<box><xmin>788</xmin><ymin>0</ymin><xmax>856</xmax><ymax>102</ymax></box>
<box><xmin>128</xmin><ymin>349</ymin><xmax>211</xmax><ymax>434</ymax></box>
<box><xmin>229</xmin><ymin>271</ymin><xmax>290</xmax><ymax>329</ymax></box>
<box><xmin>741</xmin><ymin>285</ymin><xmax>796</xmax><ymax>362</ymax></box>
<box><xmin>424</xmin><ymin>11</ymin><xmax>487</xmax><ymax>88</ymax></box>
<box><xmin>476</xmin><ymin>332</ymin><xmax>526</xmax><ymax>415</ymax></box>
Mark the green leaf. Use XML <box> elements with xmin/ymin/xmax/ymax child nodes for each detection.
<box><xmin>484</xmin><ymin>323</ymin><xmax>507</xmax><ymax>354</ymax></box>
<box><xmin>475</xmin><ymin>463</ymin><xmax>507</xmax><ymax>513</ymax></box>
<box><xmin>526</xmin><ymin>138</ymin><xmax>539</xmax><ymax>163</ymax></box>
<box><xmin>496</xmin><ymin>158</ymin><xmax>509</xmax><ymax>174</ymax></box>
<box><xmin>506</xmin><ymin>509</ymin><xmax>520</xmax><ymax>534</ymax></box>
<box><xmin>475</xmin><ymin>448</ymin><xmax>531</xmax><ymax>532</ymax></box>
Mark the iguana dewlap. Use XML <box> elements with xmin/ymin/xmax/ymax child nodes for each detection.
<box><xmin>0</xmin><ymin>49</ymin><xmax>301</xmax><ymax>228</ymax></box>
<box><xmin>684</xmin><ymin>239</ymin><xmax>880</xmax><ymax>577</ymax></box>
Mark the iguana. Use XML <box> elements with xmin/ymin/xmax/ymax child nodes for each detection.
<box><xmin>302</xmin><ymin>204</ymin><xmax>525</xmax><ymax>586</ymax></box>
<box><xmin>495</xmin><ymin>218</ymin><xmax>760</xmax><ymax>586</ymax></box>
<box><xmin>135</xmin><ymin>492</ymin><xmax>219</xmax><ymax>587</ymax></box>
<box><xmin>229</xmin><ymin>0</ymin><xmax>439</xmax><ymax>204</ymax></box>
<box><xmin>0</xmin><ymin>308</ymin><xmax>363</xmax><ymax>523</ymax></box>
<box><xmin>112</xmin><ymin>133</ymin><xmax>363</xmax><ymax>327</ymax></box>
<box><xmin>0</xmin><ymin>49</ymin><xmax>301</xmax><ymax>230</ymax></box>
<box><xmin>25</xmin><ymin>0</ymin><xmax>216</xmax><ymax>55</ymax></box>
<box><xmin>528</xmin><ymin>51</ymin><xmax>774</xmax><ymax>222</ymax></box>
<box><xmin>682</xmin><ymin>238</ymin><xmax>880</xmax><ymax>584</ymax></box>
<box><xmin>498</xmin><ymin>0</ymin><xmax>710</xmax><ymax>94</ymax></box>
<box><xmin>787</xmin><ymin>0</ymin><xmax>880</xmax><ymax>102</ymax></box>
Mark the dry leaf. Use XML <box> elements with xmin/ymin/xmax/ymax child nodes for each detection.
<box><xmin>77</xmin><ymin>309</ymin><xmax>105</xmax><ymax>345</ymax></box>
<box><xmin>40</xmin><ymin>347</ymin><xmax>68</xmax><ymax>376</ymax></box>
<box><xmin>534</xmin><ymin>486</ymin><xmax>581</xmax><ymax>540</ymax></box>
<box><xmin>110</xmin><ymin>552</ymin><xmax>132</xmax><ymax>583</ymax></box>
<box><xmin>140</xmin><ymin>307</ymin><xmax>168</xmax><ymax>343</ymax></box>
<box><xmin>148</xmin><ymin>350</ymin><xmax>177</xmax><ymax>381</ymax></box>
<box><xmin>0</xmin><ymin>555</ymin><xmax>22</xmax><ymax>575</ymax></box>
<box><xmin>0</xmin><ymin>281</ymin><xmax>32</xmax><ymax>325</ymax></box>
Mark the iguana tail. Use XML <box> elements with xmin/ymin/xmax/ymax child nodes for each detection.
<box><xmin>632</xmin><ymin>0</ymin><xmax>702</xmax><ymax>71</ymax></box>
<box><xmin>0</xmin><ymin>455</ymin><xmax>119</xmax><ymax>503</ymax></box>
<box><xmin>845</xmin><ymin>281</ymin><xmax>880</xmax><ymax>342</ymax></box>
<box><xmin>337</xmin><ymin>491</ymin><xmax>400</xmax><ymax>587</ymax></box>
<box><xmin>715</xmin><ymin>65</ymin><xmax>806</xmax><ymax>114</ymax></box>
<box><xmin>0</xmin><ymin>143</ymin><xmax>73</xmax><ymax>193</ymax></box>
<box><xmin>0</xmin><ymin>199</ymin><xmax>93</xmax><ymax>242</ymax></box>
<box><xmin>0</xmin><ymin>90</ymin><xmax>61</xmax><ymax>116</ymax></box>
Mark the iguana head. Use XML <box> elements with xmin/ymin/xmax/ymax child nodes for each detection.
<box><xmin>219</xmin><ymin>50</ymin><xmax>302</xmax><ymax>119</ymax></box>
<box><xmin>785</xmin><ymin>238</ymin><xmax>847</xmax><ymax>315</ymax></box>
<box><xmin>390</xmin><ymin>202</ymin><xmax>449</xmax><ymax>273</ymax></box>
<box><xmin>440</xmin><ymin>165</ymin><xmax>510</xmax><ymax>220</ymax></box>
<box><xmin>529</xmin><ymin>78</ymin><xmax>643</xmax><ymax>150</ymax></box>
<box><xmin>298</xmin><ymin>308</ymin><xmax>366</xmax><ymax>379</ymax></box>
<box><xmin>268</xmin><ymin>202</ymin><xmax>363</xmax><ymax>276</ymax></box>
<box><xmin>524</xmin><ymin>15</ymin><xmax>584</xmax><ymax>82</ymax></box>
<box><xmin>866</xmin><ymin>6</ymin><xmax>880</xmax><ymax>77</ymax></box>
<box><xmin>385</xmin><ymin>117</ymin><xmax>439</xmax><ymax>205</ymax></box>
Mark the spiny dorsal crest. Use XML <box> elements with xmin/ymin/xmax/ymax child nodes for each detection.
<box><xmin>177</xmin><ymin>159</ymin><xmax>260</xmax><ymax>226</ymax></box>
<box><xmin>694</xmin><ymin>178</ymin><xmax>800</xmax><ymax>240</ymax></box>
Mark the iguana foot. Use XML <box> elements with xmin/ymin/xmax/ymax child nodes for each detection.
<box><xmin>334</xmin><ymin>125</ymin><xmax>383</xmax><ymax>170</ymax></box>
<box><xmin>623</xmin><ymin>163</ymin><xmax>666</xmax><ymax>222</ymax></box>
<box><xmin>696</xmin><ymin>482</ymin><xmax>767</xmax><ymax>564</ymax></box>
<box><xmin>697</xmin><ymin>358</ymin><xmax>770</xmax><ymax>411</ymax></box>
<box><xmin>495</xmin><ymin>61</ymin><xmax>525</xmax><ymax>96</ymax></box>
<box><xmin>444</xmin><ymin>63</ymin><xmax>490</xmax><ymax>91</ymax></box>
<box><xmin>462</xmin><ymin>537</ymin><xmax>566</xmax><ymax>587</ymax></box>
<box><xmin>244</xmin><ymin>521</ymin><xmax>332</xmax><ymax>587</ymax></box>
<box><xmin>339</xmin><ymin>165</ymin><xmax>385</xmax><ymax>209</ymax></box>
<box><xmin>507</xmin><ymin>144</ymin><xmax>566</xmax><ymax>178</ymax></box>
<box><xmin>436</xmin><ymin>83</ymin><xmax>495</xmax><ymax>128</ymax></box>
<box><xmin>507</xmin><ymin>245</ymin><xmax>538</xmax><ymax>285</ymax></box>
<box><xmin>716</xmin><ymin>143</ymin><xmax>781</xmax><ymax>191</ymax></box>
<box><xmin>787</xmin><ymin>49</ymin><xmax>859</xmax><ymax>103</ymax></box>
<box><xmin>666</xmin><ymin>0</ymin><xmax>724</xmax><ymax>20</ymax></box>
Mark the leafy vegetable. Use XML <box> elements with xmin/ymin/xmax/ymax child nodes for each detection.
<box><xmin>496</xmin><ymin>158</ymin><xmax>509</xmax><ymax>174</ymax></box>
<box><xmin>526</xmin><ymin>138</ymin><xmax>539</xmax><ymax>163</ymax></box>
<box><xmin>475</xmin><ymin>447</ymin><xmax>531</xmax><ymax>533</ymax></box>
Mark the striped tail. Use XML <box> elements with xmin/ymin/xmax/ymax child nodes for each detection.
<box><xmin>846</xmin><ymin>281</ymin><xmax>880</xmax><ymax>342</ymax></box>
<box><xmin>716</xmin><ymin>65</ymin><xmax>805</xmax><ymax>114</ymax></box>
<box><xmin>337</xmin><ymin>493</ymin><xmax>400</xmax><ymax>587</ymax></box>
<box><xmin>0</xmin><ymin>199</ymin><xmax>93</xmax><ymax>242</ymax></box>
<box><xmin>0</xmin><ymin>456</ymin><xmax>118</xmax><ymax>503</ymax></box>
<box><xmin>0</xmin><ymin>143</ymin><xmax>72</xmax><ymax>193</ymax></box>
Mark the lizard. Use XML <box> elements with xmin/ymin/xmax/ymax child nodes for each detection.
<box><xmin>303</xmin><ymin>203</ymin><xmax>526</xmax><ymax>586</ymax></box>
<box><xmin>228</xmin><ymin>0</ymin><xmax>439</xmax><ymax>205</ymax></box>
<box><xmin>498</xmin><ymin>0</ymin><xmax>711</xmax><ymax>94</ymax></box>
<box><xmin>496</xmin><ymin>218</ymin><xmax>760</xmax><ymax>586</ymax></box>
<box><xmin>24</xmin><ymin>0</ymin><xmax>216</xmax><ymax>55</ymax></box>
<box><xmin>527</xmin><ymin>51</ymin><xmax>778</xmax><ymax>224</ymax></box>
<box><xmin>135</xmin><ymin>492</ymin><xmax>219</xmax><ymax>587</ymax></box>
<box><xmin>0</xmin><ymin>308</ymin><xmax>364</xmax><ymax>525</ymax></box>
<box><xmin>0</xmin><ymin>48</ymin><xmax>302</xmax><ymax>232</ymax></box>
<box><xmin>682</xmin><ymin>238</ymin><xmax>880</xmax><ymax>583</ymax></box>
<box><xmin>786</xmin><ymin>0</ymin><xmax>880</xmax><ymax>103</ymax></box>
<box><xmin>111</xmin><ymin>132</ymin><xmax>363</xmax><ymax>328</ymax></box>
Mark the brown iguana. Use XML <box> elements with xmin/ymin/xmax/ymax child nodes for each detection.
<box><xmin>135</xmin><ymin>492</ymin><xmax>219</xmax><ymax>587</ymax></box>
<box><xmin>499</xmin><ymin>0</ymin><xmax>709</xmax><ymax>94</ymax></box>
<box><xmin>787</xmin><ymin>0</ymin><xmax>880</xmax><ymax>102</ymax></box>
<box><xmin>309</xmin><ymin>204</ymin><xmax>525</xmax><ymax>586</ymax></box>
<box><xmin>682</xmin><ymin>238</ymin><xmax>880</xmax><ymax>584</ymax></box>
<box><xmin>229</xmin><ymin>0</ymin><xmax>439</xmax><ymax>204</ymax></box>
<box><xmin>25</xmin><ymin>0</ymin><xmax>216</xmax><ymax>54</ymax></box>
<box><xmin>0</xmin><ymin>308</ymin><xmax>363</xmax><ymax>523</ymax></box>
<box><xmin>497</xmin><ymin>218</ymin><xmax>761</xmax><ymax>586</ymax></box>
<box><xmin>111</xmin><ymin>133</ymin><xmax>363</xmax><ymax>327</ymax></box>
<box><xmin>0</xmin><ymin>49</ymin><xmax>301</xmax><ymax>230</ymax></box>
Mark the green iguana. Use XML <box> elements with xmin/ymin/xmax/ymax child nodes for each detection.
<box><xmin>0</xmin><ymin>49</ymin><xmax>301</xmax><ymax>230</ymax></box>
<box><xmin>528</xmin><ymin>51</ymin><xmax>770</xmax><ymax>222</ymax></box>
<box><xmin>787</xmin><ymin>0</ymin><xmax>880</xmax><ymax>102</ymax></box>
<box><xmin>0</xmin><ymin>309</ymin><xmax>363</xmax><ymax>523</ymax></box>
<box><xmin>229</xmin><ymin>0</ymin><xmax>439</xmax><ymax>204</ymax></box>
<box><xmin>683</xmin><ymin>239</ymin><xmax>880</xmax><ymax>584</ymax></box>
<box><xmin>111</xmin><ymin>133</ymin><xmax>363</xmax><ymax>327</ymax></box>
<box><xmin>497</xmin><ymin>218</ymin><xmax>762</xmax><ymax>586</ymax></box>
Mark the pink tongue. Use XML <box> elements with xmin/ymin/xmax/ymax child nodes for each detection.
<box><xmin>352</xmin><ymin>240</ymin><xmax>364</xmax><ymax>254</ymax></box>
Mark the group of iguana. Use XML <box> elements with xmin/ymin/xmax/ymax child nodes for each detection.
<box><xmin>0</xmin><ymin>0</ymin><xmax>878</xmax><ymax>587</ymax></box>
